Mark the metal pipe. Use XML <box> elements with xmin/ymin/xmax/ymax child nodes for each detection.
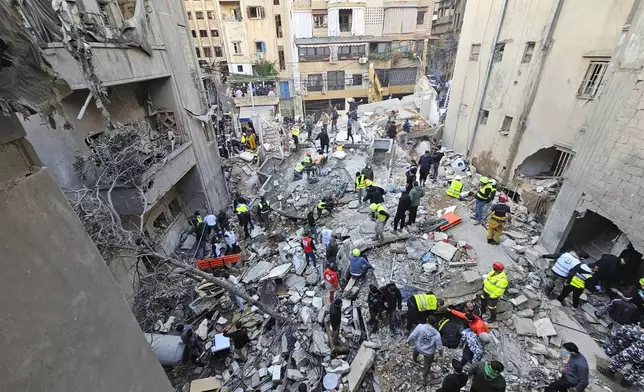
<box><xmin>466</xmin><ymin>0</ymin><xmax>509</xmax><ymax>156</ymax></box>
<box><xmin>542</xmin><ymin>0</ymin><xmax>564</xmax><ymax>51</ymax></box>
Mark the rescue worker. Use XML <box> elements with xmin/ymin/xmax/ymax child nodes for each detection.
<box><xmin>371</xmin><ymin>202</ymin><xmax>390</xmax><ymax>241</ymax></box>
<box><xmin>407</xmin><ymin>315</ymin><xmax>443</xmax><ymax>385</ymax></box>
<box><xmin>223</xmin><ymin>230</ymin><xmax>240</xmax><ymax>254</ymax></box>
<box><xmin>355</xmin><ymin>171</ymin><xmax>367</xmax><ymax>203</ymax></box>
<box><xmin>326</xmin><ymin>236</ymin><xmax>339</xmax><ymax>267</ymax></box>
<box><xmin>418</xmin><ymin>150</ymin><xmax>432</xmax><ymax>186</ymax></box>
<box><xmin>545</xmin><ymin>342</ymin><xmax>589</xmax><ymax>392</ymax></box>
<box><xmin>586</xmin><ymin>254</ymin><xmax>628</xmax><ymax>298</ymax></box>
<box><xmin>312</xmin><ymin>149</ymin><xmax>326</xmax><ymax>171</ymax></box>
<box><xmin>204</xmin><ymin>214</ymin><xmax>217</xmax><ymax>239</ymax></box>
<box><xmin>321</xmin><ymin>111</ymin><xmax>330</xmax><ymax>132</ymax></box>
<box><xmin>367</xmin><ymin>284</ymin><xmax>385</xmax><ymax>332</ymax></box>
<box><xmin>557</xmin><ymin>263</ymin><xmax>593</xmax><ymax>308</ymax></box>
<box><xmin>406</xmin><ymin>292</ymin><xmax>445</xmax><ymax>331</ymax></box>
<box><xmin>362</xmin><ymin>164</ymin><xmax>374</xmax><ymax>181</ymax></box>
<box><xmin>468</xmin><ymin>360</ymin><xmax>506</xmax><ymax>392</ymax></box>
<box><xmin>316</xmin><ymin>128</ymin><xmax>330</xmax><ymax>154</ymax></box>
<box><xmin>595</xmin><ymin>290</ymin><xmax>639</xmax><ymax>325</ymax></box>
<box><xmin>317</xmin><ymin>197</ymin><xmax>334</xmax><ymax>219</ymax></box>
<box><xmin>393</xmin><ymin>189</ymin><xmax>411</xmax><ymax>232</ymax></box>
<box><xmin>248</xmin><ymin>131</ymin><xmax>257</xmax><ymax>151</ymax></box>
<box><xmin>598</xmin><ymin>326</ymin><xmax>644</xmax><ymax>388</ymax></box>
<box><xmin>405</xmin><ymin>160</ymin><xmax>418</xmax><ymax>191</ymax></box>
<box><xmin>291</xmin><ymin>123</ymin><xmax>300</xmax><ymax>150</ymax></box>
<box><xmin>634</xmin><ymin>277</ymin><xmax>644</xmax><ymax>314</ymax></box>
<box><xmin>487</xmin><ymin>194</ymin><xmax>511</xmax><ymax>245</ymax></box>
<box><xmin>240</xmin><ymin>132</ymin><xmax>248</xmax><ymax>149</ymax></box>
<box><xmin>293</xmin><ymin>162</ymin><xmax>304</xmax><ymax>181</ymax></box>
<box><xmin>409</xmin><ymin>181</ymin><xmax>425</xmax><ymax>225</ymax></box>
<box><xmin>474</xmin><ymin>176</ymin><xmax>494</xmax><ymax>224</ymax></box>
<box><xmin>480</xmin><ymin>262</ymin><xmax>508</xmax><ymax>323</ymax></box>
<box><xmin>349</xmin><ymin>248</ymin><xmax>374</xmax><ymax>278</ymax></box>
<box><xmin>448</xmin><ymin>309</ymin><xmax>490</xmax><ymax>335</ymax></box>
<box><xmin>438</xmin><ymin>317</ymin><xmax>463</xmax><ymax>349</ymax></box>
<box><xmin>446</xmin><ymin>175</ymin><xmax>463</xmax><ymax>199</ymax></box>
<box><xmin>307</xmin><ymin>210</ymin><xmax>318</xmax><ymax>242</ymax></box>
<box><xmin>189</xmin><ymin>210</ymin><xmax>203</xmax><ymax>228</ymax></box>
<box><xmin>303</xmin><ymin>151</ymin><xmax>315</xmax><ymax>178</ymax></box>
<box><xmin>542</xmin><ymin>251</ymin><xmax>589</xmax><ymax>297</ymax></box>
<box><xmin>603</xmin><ymin>321</ymin><xmax>644</xmax><ymax>357</ymax></box>
<box><xmin>257</xmin><ymin>196</ymin><xmax>271</xmax><ymax>228</ymax></box>
<box><xmin>301</xmin><ymin>231</ymin><xmax>317</xmax><ymax>269</ymax></box>
<box><xmin>460</xmin><ymin>330</ymin><xmax>490</xmax><ymax>366</ymax></box>
<box><xmin>235</xmin><ymin>202</ymin><xmax>253</xmax><ymax>239</ymax></box>
<box><xmin>323</xmin><ymin>264</ymin><xmax>339</xmax><ymax>301</ymax></box>
<box><xmin>217</xmin><ymin>209</ymin><xmax>230</xmax><ymax>234</ymax></box>
<box><xmin>380</xmin><ymin>283</ymin><xmax>402</xmax><ymax>333</ymax></box>
<box><xmin>363</xmin><ymin>182</ymin><xmax>386</xmax><ymax>205</ymax></box>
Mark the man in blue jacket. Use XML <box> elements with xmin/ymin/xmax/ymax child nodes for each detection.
<box><xmin>546</xmin><ymin>342</ymin><xmax>588</xmax><ymax>392</ymax></box>
<box><xmin>407</xmin><ymin>315</ymin><xmax>443</xmax><ymax>385</ymax></box>
<box><xmin>349</xmin><ymin>248</ymin><xmax>374</xmax><ymax>278</ymax></box>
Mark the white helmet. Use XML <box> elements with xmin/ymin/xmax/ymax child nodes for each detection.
<box><xmin>454</xmin><ymin>175</ymin><xmax>462</xmax><ymax>180</ymax></box>
<box><xmin>490</xmin><ymin>179</ymin><xmax>497</xmax><ymax>186</ymax></box>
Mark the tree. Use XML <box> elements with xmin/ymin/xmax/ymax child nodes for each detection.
<box><xmin>252</xmin><ymin>58</ymin><xmax>278</xmax><ymax>77</ymax></box>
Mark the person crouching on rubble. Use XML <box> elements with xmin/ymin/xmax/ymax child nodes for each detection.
<box><xmin>406</xmin><ymin>292</ymin><xmax>445</xmax><ymax>331</ymax></box>
<box><xmin>545</xmin><ymin>342</ymin><xmax>589</xmax><ymax>392</ymax></box>
<box><xmin>460</xmin><ymin>329</ymin><xmax>491</xmax><ymax>367</ymax></box>
<box><xmin>486</xmin><ymin>194</ymin><xmax>511</xmax><ymax>245</ymax></box>
<box><xmin>349</xmin><ymin>248</ymin><xmax>374</xmax><ymax>278</ymax></box>
<box><xmin>293</xmin><ymin>162</ymin><xmax>304</xmax><ymax>181</ymax></box>
<box><xmin>223</xmin><ymin>321</ymin><xmax>250</xmax><ymax>361</ymax></box>
<box><xmin>312</xmin><ymin>149</ymin><xmax>327</xmax><ymax>171</ymax></box>
<box><xmin>223</xmin><ymin>230</ymin><xmax>240</xmax><ymax>254</ymax></box>
<box><xmin>367</xmin><ymin>284</ymin><xmax>385</xmax><ymax>332</ymax></box>
<box><xmin>370</xmin><ymin>202</ymin><xmax>390</xmax><ymax>241</ymax></box>
<box><xmin>407</xmin><ymin>315</ymin><xmax>443</xmax><ymax>385</ymax></box>
<box><xmin>317</xmin><ymin>196</ymin><xmax>335</xmax><ymax>219</ymax></box>
<box><xmin>437</xmin><ymin>317</ymin><xmax>463</xmax><ymax>349</ymax></box>
<box><xmin>598</xmin><ymin>319</ymin><xmax>644</xmax><ymax>388</ymax></box>
<box><xmin>540</xmin><ymin>250</ymin><xmax>589</xmax><ymax>298</ymax></box>
<box><xmin>380</xmin><ymin>283</ymin><xmax>402</xmax><ymax>333</ymax></box>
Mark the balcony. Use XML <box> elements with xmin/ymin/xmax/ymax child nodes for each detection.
<box><xmin>233</xmin><ymin>95</ymin><xmax>280</xmax><ymax>107</ymax></box>
<box><xmin>328</xmin><ymin>0</ymin><xmax>366</xmax><ymax>5</ymax></box>
<box><xmin>42</xmin><ymin>43</ymin><xmax>171</xmax><ymax>90</ymax></box>
<box><xmin>433</xmin><ymin>14</ymin><xmax>454</xmax><ymax>26</ymax></box>
<box><xmin>383</xmin><ymin>0</ymin><xmax>420</xmax><ymax>7</ymax></box>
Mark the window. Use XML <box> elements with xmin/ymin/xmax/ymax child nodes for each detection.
<box><xmin>278</xmin><ymin>47</ymin><xmax>286</xmax><ymax>71</ymax></box>
<box><xmin>390</xmin><ymin>67</ymin><xmax>417</xmax><ymax>85</ymax></box>
<box><xmin>191</xmin><ymin>30</ymin><xmax>197</xmax><ymax>38</ymax></box>
<box><xmin>152</xmin><ymin>213</ymin><xmax>169</xmax><ymax>232</ymax></box>
<box><xmin>247</xmin><ymin>6</ymin><xmax>265</xmax><ymax>19</ymax></box>
<box><xmin>298</xmin><ymin>46</ymin><xmax>330</xmax><ymax>61</ymax></box>
<box><xmin>237</xmin><ymin>65</ymin><xmax>244</xmax><ymax>72</ymax></box>
<box><xmin>493</xmin><ymin>43</ymin><xmax>505</xmax><ymax>62</ymax></box>
<box><xmin>207</xmin><ymin>11</ymin><xmax>215</xmax><ymax>19</ymax></box>
<box><xmin>339</xmin><ymin>9</ymin><xmax>352</xmax><ymax>32</ymax></box>
<box><xmin>214</xmin><ymin>46</ymin><xmax>223</xmax><ymax>57</ymax></box>
<box><xmin>232</xmin><ymin>42</ymin><xmax>241</xmax><ymax>54</ymax></box>
<box><xmin>168</xmin><ymin>197</ymin><xmax>182</xmax><ymax>217</ymax></box>
<box><xmin>417</xmin><ymin>11</ymin><xmax>426</xmax><ymax>25</ymax></box>
<box><xmin>199</xmin><ymin>29</ymin><xmax>208</xmax><ymax>38</ymax></box>
<box><xmin>195</xmin><ymin>47</ymin><xmax>201</xmax><ymax>58</ymax></box>
<box><xmin>500</xmin><ymin>115</ymin><xmax>513</xmax><ymax>134</ymax></box>
<box><xmin>274</xmin><ymin>0</ymin><xmax>280</xmax><ymax>4</ymax></box>
<box><xmin>195</xmin><ymin>11</ymin><xmax>204</xmax><ymax>19</ymax></box>
<box><xmin>211</xmin><ymin>30</ymin><xmax>219</xmax><ymax>37</ymax></box>
<box><xmin>578</xmin><ymin>60</ymin><xmax>609</xmax><ymax>99</ymax></box>
<box><xmin>520</xmin><ymin>42</ymin><xmax>535</xmax><ymax>64</ymax></box>
<box><xmin>370</xmin><ymin>42</ymin><xmax>390</xmax><ymax>54</ymax></box>
<box><xmin>275</xmin><ymin>15</ymin><xmax>283</xmax><ymax>38</ymax></box>
<box><xmin>187</xmin><ymin>12</ymin><xmax>193</xmax><ymax>20</ymax></box>
<box><xmin>203</xmin><ymin>47</ymin><xmax>212</xmax><ymax>57</ymax></box>
<box><xmin>99</xmin><ymin>4</ymin><xmax>114</xmax><ymax>27</ymax></box>
<box><xmin>255</xmin><ymin>41</ymin><xmax>266</xmax><ymax>53</ymax></box>
<box><xmin>352</xmin><ymin>74</ymin><xmax>363</xmax><ymax>86</ymax></box>
<box><xmin>375</xmin><ymin>69</ymin><xmax>390</xmax><ymax>85</ymax></box>
<box><xmin>314</xmin><ymin>14</ymin><xmax>327</xmax><ymax>28</ymax></box>
<box><xmin>479</xmin><ymin>109</ymin><xmax>489</xmax><ymax>125</ymax></box>
<box><xmin>338</xmin><ymin>45</ymin><xmax>365</xmax><ymax>59</ymax></box>
<box><xmin>307</xmin><ymin>74</ymin><xmax>323</xmax><ymax>91</ymax></box>
<box><xmin>327</xmin><ymin>70</ymin><xmax>345</xmax><ymax>90</ymax></box>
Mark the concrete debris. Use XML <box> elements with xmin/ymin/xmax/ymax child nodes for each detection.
<box><xmin>260</xmin><ymin>263</ymin><xmax>292</xmax><ymax>281</ymax></box>
<box><xmin>286</xmin><ymin>369</ymin><xmax>305</xmax><ymax>382</ymax></box>
<box><xmin>430</xmin><ymin>241</ymin><xmax>457</xmax><ymax>261</ymax></box>
<box><xmin>284</xmin><ymin>274</ymin><xmax>306</xmax><ymax>291</ymax></box>
<box><xmin>510</xmin><ymin>295</ymin><xmax>528</xmax><ymax>307</ymax></box>
<box><xmin>422</xmin><ymin>262</ymin><xmax>438</xmax><ymax>273</ymax></box>
<box><xmin>242</xmin><ymin>261</ymin><xmax>273</xmax><ymax>283</ymax></box>
<box><xmin>347</xmin><ymin>343</ymin><xmax>376</xmax><ymax>392</ymax></box>
<box><xmin>534</xmin><ymin>318</ymin><xmax>557</xmax><ymax>337</ymax></box>
<box><xmin>325</xmin><ymin>359</ymin><xmax>351</xmax><ymax>375</ymax></box>
<box><xmin>311</xmin><ymin>329</ymin><xmax>331</xmax><ymax>356</ymax></box>
<box><xmin>515</xmin><ymin>309</ymin><xmax>534</xmax><ymax>318</ymax></box>
<box><xmin>462</xmin><ymin>270</ymin><xmax>481</xmax><ymax>284</ymax></box>
<box><xmin>514</xmin><ymin>317</ymin><xmax>537</xmax><ymax>336</ymax></box>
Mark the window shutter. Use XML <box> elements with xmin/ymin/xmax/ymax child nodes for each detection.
<box><xmin>259</xmin><ymin>7</ymin><xmax>265</xmax><ymax>18</ymax></box>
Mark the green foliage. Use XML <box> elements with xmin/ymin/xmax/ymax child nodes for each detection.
<box><xmin>252</xmin><ymin>58</ymin><xmax>278</xmax><ymax>77</ymax></box>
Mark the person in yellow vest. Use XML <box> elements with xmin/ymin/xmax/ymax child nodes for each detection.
<box><xmin>291</xmin><ymin>124</ymin><xmax>301</xmax><ymax>150</ymax></box>
<box><xmin>474</xmin><ymin>177</ymin><xmax>494</xmax><ymax>224</ymax></box>
<box><xmin>235</xmin><ymin>202</ymin><xmax>252</xmax><ymax>239</ymax></box>
<box><xmin>293</xmin><ymin>162</ymin><xmax>304</xmax><ymax>181</ymax></box>
<box><xmin>355</xmin><ymin>171</ymin><xmax>367</xmax><ymax>203</ymax></box>
<box><xmin>303</xmin><ymin>151</ymin><xmax>315</xmax><ymax>178</ymax></box>
<box><xmin>480</xmin><ymin>262</ymin><xmax>508</xmax><ymax>323</ymax></box>
<box><xmin>248</xmin><ymin>131</ymin><xmax>257</xmax><ymax>151</ymax></box>
<box><xmin>486</xmin><ymin>194</ymin><xmax>511</xmax><ymax>245</ymax></box>
<box><xmin>370</xmin><ymin>203</ymin><xmax>390</xmax><ymax>241</ymax></box>
<box><xmin>446</xmin><ymin>175</ymin><xmax>463</xmax><ymax>199</ymax></box>
<box><xmin>317</xmin><ymin>196</ymin><xmax>335</xmax><ymax>219</ymax></box>
<box><xmin>240</xmin><ymin>132</ymin><xmax>248</xmax><ymax>149</ymax></box>
<box><xmin>406</xmin><ymin>292</ymin><xmax>445</xmax><ymax>330</ymax></box>
<box><xmin>557</xmin><ymin>263</ymin><xmax>593</xmax><ymax>308</ymax></box>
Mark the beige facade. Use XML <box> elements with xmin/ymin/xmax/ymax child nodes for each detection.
<box><xmin>185</xmin><ymin>0</ymin><xmax>226</xmax><ymax>67</ymax></box>
<box><xmin>291</xmin><ymin>0</ymin><xmax>433</xmax><ymax>114</ymax></box>
<box><xmin>444</xmin><ymin>0</ymin><xmax>633</xmax><ymax>185</ymax></box>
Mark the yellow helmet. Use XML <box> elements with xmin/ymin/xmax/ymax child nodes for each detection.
<box><xmin>640</xmin><ymin>277</ymin><xmax>644</xmax><ymax>286</ymax></box>
<box><xmin>365</xmin><ymin>179</ymin><xmax>373</xmax><ymax>186</ymax></box>
<box><xmin>370</xmin><ymin>203</ymin><xmax>378</xmax><ymax>211</ymax></box>
<box><xmin>480</xmin><ymin>176</ymin><xmax>490</xmax><ymax>184</ymax></box>
<box><xmin>352</xmin><ymin>248</ymin><xmax>361</xmax><ymax>257</ymax></box>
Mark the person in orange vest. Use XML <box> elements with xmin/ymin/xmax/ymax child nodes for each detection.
<box><xmin>480</xmin><ymin>262</ymin><xmax>509</xmax><ymax>323</ymax></box>
<box><xmin>323</xmin><ymin>264</ymin><xmax>339</xmax><ymax>302</ymax></box>
<box><xmin>301</xmin><ymin>231</ymin><xmax>317</xmax><ymax>270</ymax></box>
<box><xmin>447</xmin><ymin>308</ymin><xmax>490</xmax><ymax>335</ymax></box>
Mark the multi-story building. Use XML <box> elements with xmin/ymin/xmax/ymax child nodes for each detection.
<box><xmin>444</xmin><ymin>0</ymin><xmax>633</xmax><ymax>188</ymax></box>
<box><xmin>431</xmin><ymin>0</ymin><xmax>466</xmax><ymax>36</ymax></box>
<box><xmin>290</xmin><ymin>0</ymin><xmax>433</xmax><ymax>115</ymax></box>
<box><xmin>185</xmin><ymin>0</ymin><xmax>227</xmax><ymax>70</ymax></box>
<box><xmin>427</xmin><ymin>0</ymin><xmax>466</xmax><ymax>81</ymax></box>
<box><xmin>15</xmin><ymin>0</ymin><xmax>229</xmax><ymax>297</ymax></box>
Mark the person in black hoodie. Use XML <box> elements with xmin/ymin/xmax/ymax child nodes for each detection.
<box><xmin>380</xmin><ymin>283</ymin><xmax>402</xmax><ymax>333</ymax></box>
<box><xmin>437</xmin><ymin>317</ymin><xmax>462</xmax><ymax>349</ymax></box>
<box><xmin>405</xmin><ymin>161</ymin><xmax>418</xmax><ymax>191</ymax></box>
<box><xmin>329</xmin><ymin>298</ymin><xmax>343</xmax><ymax>343</ymax></box>
<box><xmin>367</xmin><ymin>285</ymin><xmax>385</xmax><ymax>332</ymax></box>
<box><xmin>363</xmin><ymin>184</ymin><xmax>386</xmax><ymax>205</ymax></box>
<box><xmin>316</xmin><ymin>129</ymin><xmax>330</xmax><ymax>153</ymax></box>
<box><xmin>430</xmin><ymin>149</ymin><xmax>445</xmax><ymax>181</ymax></box>
<box><xmin>438</xmin><ymin>359</ymin><xmax>469</xmax><ymax>392</ymax></box>
<box><xmin>393</xmin><ymin>190</ymin><xmax>411</xmax><ymax>232</ymax></box>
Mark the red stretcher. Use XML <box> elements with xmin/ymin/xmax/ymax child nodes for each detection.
<box><xmin>195</xmin><ymin>254</ymin><xmax>241</xmax><ymax>271</ymax></box>
<box><xmin>440</xmin><ymin>212</ymin><xmax>462</xmax><ymax>231</ymax></box>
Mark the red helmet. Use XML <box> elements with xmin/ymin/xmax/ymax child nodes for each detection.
<box><xmin>499</xmin><ymin>194</ymin><xmax>509</xmax><ymax>203</ymax></box>
<box><xmin>492</xmin><ymin>262</ymin><xmax>504</xmax><ymax>272</ymax></box>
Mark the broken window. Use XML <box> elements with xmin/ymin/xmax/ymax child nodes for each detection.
<box><xmin>232</xmin><ymin>42</ymin><xmax>241</xmax><ymax>54</ymax></box>
<box><xmin>214</xmin><ymin>46</ymin><xmax>223</xmax><ymax>57</ymax></box>
<box><xmin>247</xmin><ymin>6</ymin><xmax>265</xmax><ymax>19</ymax></box>
<box><xmin>522</xmin><ymin>42</ymin><xmax>535</xmax><ymax>64</ymax></box>
<box><xmin>339</xmin><ymin>10</ymin><xmax>352</xmax><ymax>32</ymax></box>
<box><xmin>195</xmin><ymin>11</ymin><xmax>204</xmax><ymax>19</ymax></box>
<box><xmin>553</xmin><ymin>147</ymin><xmax>574</xmax><ymax>178</ymax></box>
<box><xmin>469</xmin><ymin>44</ymin><xmax>480</xmax><ymax>61</ymax></box>
<box><xmin>168</xmin><ymin>197</ymin><xmax>182</xmax><ymax>217</ymax></box>
<box><xmin>493</xmin><ymin>43</ymin><xmax>505</xmax><ymax>62</ymax></box>
<box><xmin>152</xmin><ymin>213</ymin><xmax>168</xmax><ymax>233</ymax></box>
<box><xmin>479</xmin><ymin>109</ymin><xmax>489</xmax><ymax>125</ymax></box>
<box><xmin>199</xmin><ymin>29</ymin><xmax>208</xmax><ymax>38</ymax></box>
<box><xmin>307</xmin><ymin>74</ymin><xmax>324</xmax><ymax>92</ymax></box>
<box><xmin>211</xmin><ymin>29</ymin><xmax>219</xmax><ymax>37</ymax></box>
<box><xmin>327</xmin><ymin>70</ymin><xmax>345</xmax><ymax>90</ymax></box>
<box><xmin>500</xmin><ymin>115</ymin><xmax>512</xmax><ymax>134</ymax></box>
<box><xmin>578</xmin><ymin>60</ymin><xmax>609</xmax><ymax>99</ymax></box>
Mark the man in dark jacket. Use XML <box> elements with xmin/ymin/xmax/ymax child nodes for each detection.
<box><xmin>387</xmin><ymin>121</ymin><xmax>397</xmax><ymax>139</ymax></box>
<box><xmin>393</xmin><ymin>191</ymin><xmax>411</xmax><ymax>231</ymax></box>
<box><xmin>469</xmin><ymin>360</ymin><xmax>506</xmax><ymax>392</ymax></box>
<box><xmin>380</xmin><ymin>283</ymin><xmax>402</xmax><ymax>332</ymax></box>
<box><xmin>405</xmin><ymin>161</ymin><xmax>418</xmax><ymax>191</ymax></box>
<box><xmin>430</xmin><ymin>149</ymin><xmax>445</xmax><ymax>181</ymax></box>
<box><xmin>595</xmin><ymin>290</ymin><xmax>639</xmax><ymax>325</ymax></box>
<box><xmin>223</xmin><ymin>322</ymin><xmax>251</xmax><ymax>361</ymax></box>
<box><xmin>409</xmin><ymin>182</ymin><xmax>425</xmax><ymax>225</ymax></box>
<box><xmin>316</xmin><ymin>129</ymin><xmax>330</xmax><ymax>153</ymax></box>
<box><xmin>367</xmin><ymin>285</ymin><xmax>385</xmax><ymax>332</ymax></box>
<box><xmin>437</xmin><ymin>317</ymin><xmax>462</xmax><ymax>349</ymax></box>
<box><xmin>363</xmin><ymin>184</ymin><xmax>386</xmax><ymax>204</ymax></box>
<box><xmin>586</xmin><ymin>254</ymin><xmax>627</xmax><ymax>298</ymax></box>
<box><xmin>362</xmin><ymin>164</ymin><xmax>374</xmax><ymax>181</ymax></box>
<box><xmin>329</xmin><ymin>298</ymin><xmax>343</xmax><ymax>343</ymax></box>
<box><xmin>438</xmin><ymin>359</ymin><xmax>468</xmax><ymax>392</ymax></box>
<box><xmin>307</xmin><ymin>210</ymin><xmax>318</xmax><ymax>242</ymax></box>
<box><xmin>545</xmin><ymin>342</ymin><xmax>588</xmax><ymax>392</ymax></box>
<box><xmin>418</xmin><ymin>150</ymin><xmax>432</xmax><ymax>186</ymax></box>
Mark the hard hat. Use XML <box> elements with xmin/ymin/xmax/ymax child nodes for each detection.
<box><xmin>492</xmin><ymin>262</ymin><xmax>504</xmax><ymax>272</ymax></box>
<box><xmin>306</xmin><ymin>151</ymin><xmax>311</xmax><ymax>156</ymax></box>
<box><xmin>480</xmin><ymin>176</ymin><xmax>490</xmax><ymax>184</ymax></box>
<box><xmin>454</xmin><ymin>175</ymin><xmax>462</xmax><ymax>180</ymax></box>
<box><xmin>498</xmin><ymin>194</ymin><xmax>509</xmax><ymax>203</ymax></box>
<box><xmin>639</xmin><ymin>277</ymin><xmax>644</xmax><ymax>286</ymax></box>
<box><xmin>365</xmin><ymin>179</ymin><xmax>373</xmax><ymax>186</ymax></box>
<box><xmin>370</xmin><ymin>203</ymin><xmax>378</xmax><ymax>211</ymax></box>
<box><xmin>352</xmin><ymin>248</ymin><xmax>361</xmax><ymax>257</ymax></box>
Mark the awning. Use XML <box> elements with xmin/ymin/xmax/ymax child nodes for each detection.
<box><xmin>239</xmin><ymin>105</ymin><xmax>275</xmax><ymax>122</ymax></box>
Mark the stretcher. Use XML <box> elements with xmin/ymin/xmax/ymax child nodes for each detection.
<box><xmin>195</xmin><ymin>253</ymin><xmax>241</xmax><ymax>271</ymax></box>
<box><xmin>439</xmin><ymin>212</ymin><xmax>462</xmax><ymax>231</ymax></box>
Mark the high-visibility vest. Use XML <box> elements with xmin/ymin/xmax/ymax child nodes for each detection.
<box><xmin>301</xmin><ymin>237</ymin><xmax>313</xmax><ymax>253</ymax></box>
<box><xmin>318</xmin><ymin>201</ymin><xmax>327</xmax><ymax>209</ymax></box>
<box><xmin>476</xmin><ymin>183</ymin><xmax>494</xmax><ymax>200</ymax></box>
<box><xmin>241</xmin><ymin>135</ymin><xmax>247</xmax><ymax>143</ymax></box>
<box><xmin>414</xmin><ymin>294</ymin><xmax>438</xmax><ymax>312</ymax></box>
<box><xmin>438</xmin><ymin>318</ymin><xmax>450</xmax><ymax>331</ymax></box>
<box><xmin>483</xmin><ymin>271</ymin><xmax>508</xmax><ymax>298</ymax></box>
<box><xmin>376</xmin><ymin>204</ymin><xmax>388</xmax><ymax>221</ymax></box>
<box><xmin>446</xmin><ymin>180</ymin><xmax>463</xmax><ymax>198</ymax></box>
<box><xmin>355</xmin><ymin>174</ymin><xmax>366</xmax><ymax>190</ymax></box>
<box><xmin>551</xmin><ymin>253</ymin><xmax>581</xmax><ymax>278</ymax></box>
<box><xmin>291</xmin><ymin>126</ymin><xmax>300</xmax><ymax>136</ymax></box>
<box><xmin>258</xmin><ymin>201</ymin><xmax>269</xmax><ymax>213</ymax></box>
<box><xmin>195</xmin><ymin>216</ymin><xmax>203</xmax><ymax>225</ymax></box>
<box><xmin>235</xmin><ymin>204</ymin><xmax>248</xmax><ymax>214</ymax></box>
<box><xmin>304</xmin><ymin>156</ymin><xmax>312</xmax><ymax>164</ymax></box>
<box><xmin>295</xmin><ymin>163</ymin><xmax>304</xmax><ymax>172</ymax></box>
<box><xmin>570</xmin><ymin>270</ymin><xmax>592</xmax><ymax>289</ymax></box>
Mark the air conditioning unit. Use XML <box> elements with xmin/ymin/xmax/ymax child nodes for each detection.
<box><xmin>358</xmin><ymin>57</ymin><xmax>368</xmax><ymax>64</ymax></box>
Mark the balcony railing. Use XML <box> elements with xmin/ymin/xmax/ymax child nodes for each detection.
<box><xmin>233</xmin><ymin>95</ymin><xmax>280</xmax><ymax>107</ymax></box>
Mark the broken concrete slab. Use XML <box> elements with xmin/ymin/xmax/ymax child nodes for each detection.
<box><xmin>325</xmin><ymin>359</ymin><xmax>351</xmax><ymax>375</ymax></box>
<box><xmin>243</xmin><ymin>261</ymin><xmax>273</xmax><ymax>283</ymax></box>
<box><xmin>284</xmin><ymin>274</ymin><xmax>306</xmax><ymax>291</ymax></box>
<box><xmin>550</xmin><ymin>309</ymin><xmax>608</xmax><ymax>369</ymax></box>
<box><xmin>503</xmin><ymin>230</ymin><xmax>528</xmax><ymax>240</ymax></box>
<box><xmin>534</xmin><ymin>318</ymin><xmax>557</xmax><ymax>338</ymax></box>
<box><xmin>289</xmin><ymin>293</ymin><xmax>302</xmax><ymax>304</ymax></box>
<box><xmin>312</xmin><ymin>297</ymin><xmax>324</xmax><ymax>309</ymax></box>
<box><xmin>311</xmin><ymin>329</ymin><xmax>332</xmax><ymax>356</ymax></box>
<box><xmin>260</xmin><ymin>263</ymin><xmax>292</xmax><ymax>281</ymax></box>
<box><xmin>462</xmin><ymin>270</ymin><xmax>481</xmax><ymax>284</ymax></box>
<box><xmin>293</xmin><ymin>348</ymin><xmax>308</xmax><ymax>368</ymax></box>
<box><xmin>510</xmin><ymin>295</ymin><xmax>528</xmax><ymax>307</ymax></box>
<box><xmin>515</xmin><ymin>309</ymin><xmax>534</xmax><ymax>318</ymax></box>
<box><xmin>389</xmin><ymin>242</ymin><xmax>407</xmax><ymax>254</ymax></box>
<box><xmin>287</xmin><ymin>369</ymin><xmax>305</xmax><ymax>382</ymax></box>
<box><xmin>422</xmin><ymin>262</ymin><xmax>438</xmax><ymax>273</ymax></box>
<box><xmin>347</xmin><ymin>343</ymin><xmax>376</xmax><ymax>392</ymax></box>
<box><xmin>514</xmin><ymin>317</ymin><xmax>537</xmax><ymax>336</ymax></box>
<box><xmin>190</xmin><ymin>377</ymin><xmax>221</xmax><ymax>392</ymax></box>
<box><xmin>430</xmin><ymin>241</ymin><xmax>457</xmax><ymax>261</ymax></box>
<box><xmin>181</xmin><ymin>234</ymin><xmax>197</xmax><ymax>250</ymax></box>
<box><xmin>271</xmin><ymin>365</ymin><xmax>281</xmax><ymax>381</ymax></box>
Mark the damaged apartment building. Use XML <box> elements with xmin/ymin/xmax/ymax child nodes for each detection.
<box><xmin>9</xmin><ymin>0</ymin><xmax>229</xmax><ymax>298</ymax></box>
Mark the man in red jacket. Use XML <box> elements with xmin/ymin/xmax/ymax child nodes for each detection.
<box><xmin>323</xmin><ymin>265</ymin><xmax>339</xmax><ymax>301</ymax></box>
<box><xmin>448</xmin><ymin>308</ymin><xmax>490</xmax><ymax>335</ymax></box>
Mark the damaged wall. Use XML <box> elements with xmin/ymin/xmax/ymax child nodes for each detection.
<box><xmin>542</xmin><ymin>1</ymin><xmax>644</xmax><ymax>253</ymax></box>
<box><xmin>444</xmin><ymin>0</ymin><xmax>632</xmax><ymax>181</ymax></box>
